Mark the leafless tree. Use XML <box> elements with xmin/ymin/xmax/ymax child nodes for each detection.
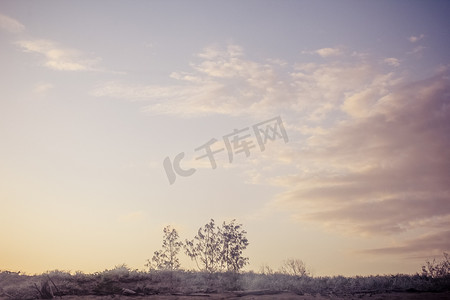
<box><xmin>146</xmin><ymin>225</ymin><xmax>182</xmax><ymax>271</ymax></box>
<box><xmin>280</xmin><ymin>258</ymin><xmax>310</xmax><ymax>277</ymax></box>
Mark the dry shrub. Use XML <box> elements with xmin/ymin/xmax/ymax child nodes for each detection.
<box><xmin>422</xmin><ymin>252</ymin><xmax>450</xmax><ymax>278</ymax></box>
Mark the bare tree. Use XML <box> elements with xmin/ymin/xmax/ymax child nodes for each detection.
<box><xmin>259</xmin><ymin>264</ymin><xmax>274</xmax><ymax>275</ymax></box>
<box><xmin>280</xmin><ymin>258</ymin><xmax>310</xmax><ymax>277</ymax></box>
<box><xmin>146</xmin><ymin>225</ymin><xmax>182</xmax><ymax>271</ymax></box>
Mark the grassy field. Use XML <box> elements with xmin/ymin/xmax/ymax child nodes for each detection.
<box><xmin>1</xmin><ymin>265</ymin><xmax>449</xmax><ymax>299</ymax></box>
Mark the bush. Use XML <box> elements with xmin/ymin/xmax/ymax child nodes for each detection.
<box><xmin>279</xmin><ymin>258</ymin><xmax>310</xmax><ymax>277</ymax></box>
<box><xmin>422</xmin><ymin>252</ymin><xmax>450</xmax><ymax>278</ymax></box>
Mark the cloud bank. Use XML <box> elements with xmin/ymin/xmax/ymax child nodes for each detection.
<box><xmin>274</xmin><ymin>70</ymin><xmax>450</xmax><ymax>255</ymax></box>
<box><xmin>93</xmin><ymin>43</ymin><xmax>450</xmax><ymax>256</ymax></box>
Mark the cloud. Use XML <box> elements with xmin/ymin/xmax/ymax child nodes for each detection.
<box><xmin>408</xmin><ymin>45</ymin><xmax>426</xmax><ymax>56</ymax></box>
<box><xmin>302</xmin><ymin>47</ymin><xmax>343</xmax><ymax>57</ymax></box>
<box><xmin>16</xmin><ymin>39</ymin><xmax>101</xmax><ymax>71</ymax></box>
<box><xmin>341</xmin><ymin>72</ymin><xmax>402</xmax><ymax>118</ymax></box>
<box><xmin>93</xmin><ymin>44</ymin><xmax>378</xmax><ymax>120</ymax></box>
<box><xmin>93</xmin><ymin>44</ymin><xmax>295</xmax><ymax>118</ymax></box>
<box><xmin>92</xmin><ymin>42</ymin><xmax>449</xmax><ymax>258</ymax></box>
<box><xmin>384</xmin><ymin>57</ymin><xmax>400</xmax><ymax>67</ymax></box>
<box><xmin>315</xmin><ymin>47</ymin><xmax>343</xmax><ymax>57</ymax></box>
<box><xmin>0</xmin><ymin>13</ymin><xmax>25</xmax><ymax>34</ymax></box>
<box><xmin>290</xmin><ymin>61</ymin><xmax>376</xmax><ymax>119</ymax></box>
<box><xmin>33</xmin><ymin>82</ymin><xmax>54</xmax><ymax>94</ymax></box>
<box><xmin>361</xmin><ymin>229</ymin><xmax>450</xmax><ymax>257</ymax></box>
<box><xmin>2</xmin><ymin>16</ymin><xmax>115</xmax><ymax>73</ymax></box>
<box><xmin>408</xmin><ymin>34</ymin><xmax>425</xmax><ymax>43</ymax></box>
<box><xmin>274</xmin><ymin>71</ymin><xmax>450</xmax><ymax>238</ymax></box>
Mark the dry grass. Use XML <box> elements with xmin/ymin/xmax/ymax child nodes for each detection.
<box><xmin>1</xmin><ymin>264</ymin><xmax>449</xmax><ymax>299</ymax></box>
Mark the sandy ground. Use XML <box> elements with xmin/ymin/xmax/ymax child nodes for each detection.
<box><xmin>35</xmin><ymin>291</ymin><xmax>450</xmax><ymax>300</ymax></box>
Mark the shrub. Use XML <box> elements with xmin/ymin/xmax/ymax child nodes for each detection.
<box><xmin>280</xmin><ymin>258</ymin><xmax>310</xmax><ymax>277</ymax></box>
<box><xmin>421</xmin><ymin>252</ymin><xmax>450</xmax><ymax>278</ymax></box>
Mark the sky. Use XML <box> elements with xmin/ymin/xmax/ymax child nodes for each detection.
<box><xmin>1</xmin><ymin>0</ymin><xmax>449</xmax><ymax>276</ymax></box>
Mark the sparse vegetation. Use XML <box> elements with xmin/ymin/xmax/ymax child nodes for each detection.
<box><xmin>1</xmin><ymin>265</ymin><xmax>450</xmax><ymax>299</ymax></box>
<box><xmin>280</xmin><ymin>258</ymin><xmax>310</xmax><ymax>277</ymax></box>
<box><xmin>219</xmin><ymin>219</ymin><xmax>249</xmax><ymax>272</ymax></box>
<box><xmin>145</xmin><ymin>225</ymin><xmax>182</xmax><ymax>271</ymax></box>
<box><xmin>184</xmin><ymin>219</ymin><xmax>223</xmax><ymax>273</ymax></box>
<box><xmin>421</xmin><ymin>252</ymin><xmax>450</xmax><ymax>279</ymax></box>
<box><xmin>183</xmin><ymin>219</ymin><xmax>249</xmax><ymax>273</ymax></box>
<box><xmin>1</xmin><ymin>222</ymin><xmax>448</xmax><ymax>299</ymax></box>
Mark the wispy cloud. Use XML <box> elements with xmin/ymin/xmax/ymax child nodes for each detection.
<box><xmin>16</xmin><ymin>39</ymin><xmax>102</xmax><ymax>71</ymax></box>
<box><xmin>92</xmin><ymin>45</ymin><xmax>374</xmax><ymax>120</ymax></box>
<box><xmin>93</xmin><ymin>44</ymin><xmax>294</xmax><ymax>118</ymax></box>
<box><xmin>1</xmin><ymin>13</ymin><xmax>111</xmax><ymax>73</ymax></box>
<box><xmin>384</xmin><ymin>57</ymin><xmax>400</xmax><ymax>67</ymax></box>
<box><xmin>315</xmin><ymin>47</ymin><xmax>343</xmax><ymax>57</ymax></box>
<box><xmin>408</xmin><ymin>45</ymin><xmax>426</xmax><ymax>56</ymax></box>
<box><xmin>361</xmin><ymin>229</ymin><xmax>450</xmax><ymax>258</ymax></box>
<box><xmin>33</xmin><ymin>82</ymin><xmax>54</xmax><ymax>94</ymax></box>
<box><xmin>0</xmin><ymin>13</ymin><xmax>25</xmax><ymax>34</ymax></box>
<box><xmin>408</xmin><ymin>34</ymin><xmax>425</xmax><ymax>43</ymax></box>
<box><xmin>302</xmin><ymin>47</ymin><xmax>343</xmax><ymax>57</ymax></box>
